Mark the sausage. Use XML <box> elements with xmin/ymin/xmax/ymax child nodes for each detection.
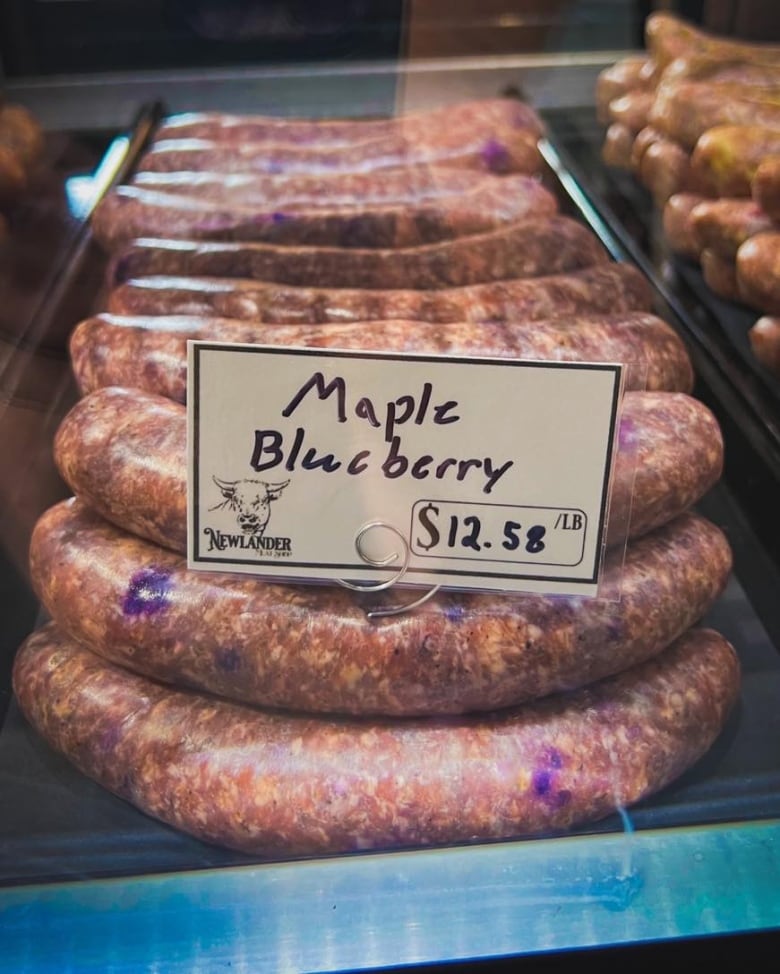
<box><xmin>736</xmin><ymin>231</ymin><xmax>780</xmax><ymax>314</ymax></box>
<box><xmin>153</xmin><ymin>97</ymin><xmax>546</xmax><ymax>145</ymax></box>
<box><xmin>646</xmin><ymin>12</ymin><xmax>780</xmax><ymax>72</ymax></box>
<box><xmin>630</xmin><ymin>126</ymin><xmax>665</xmax><ymax>174</ymax></box>
<box><xmin>661</xmin><ymin>56</ymin><xmax>780</xmax><ymax>87</ymax></box>
<box><xmin>649</xmin><ymin>81</ymin><xmax>780</xmax><ymax>151</ymax></box>
<box><xmin>690</xmin><ymin>125</ymin><xmax>780</xmax><ymax>198</ymax></box>
<box><xmin>92</xmin><ymin>177</ymin><xmax>558</xmax><ymax>251</ymax></box>
<box><xmin>69</xmin><ymin>311</ymin><xmax>694</xmax><ymax>403</ymax></box>
<box><xmin>0</xmin><ymin>145</ymin><xmax>26</xmax><ymax>200</ymax></box>
<box><xmin>132</xmin><ymin>166</ymin><xmax>518</xmax><ymax>208</ymax></box>
<box><xmin>0</xmin><ymin>104</ymin><xmax>44</xmax><ymax>168</ymax></box>
<box><xmin>748</xmin><ymin>316</ymin><xmax>780</xmax><ymax>374</ymax></box>
<box><xmin>663</xmin><ymin>193</ymin><xmax>708</xmax><ymax>260</ymax></box>
<box><xmin>607</xmin><ymin>91</ymin><xmax>654</xmax><ymax>134</ymax></box>
<box><xmin>137</xmin><ymin>125</ymin><xmax>543</xmax><ymax>178</ymax></box>
<box><xmin>601</xmin><ymin>123</ymin><xmax>635</xmax><ymax>170</ymax></box>
<box><xmin>107</xmin><ymin>217</ymin><xmax>608</xmax><ymax>290</ymax></box>
<box><xmin>596</xmin><ymin>56</ymin><xmax>653</xmax><ymax>123</ymax></box>
<box><xmin>52</xmin><ymin>386</ymin><xmax>719</xmax><ymax>554</ymax></box>
<box><xmin>12</xmin><ymin>622</ymin><xmax>740</xmax><ymax>856</ymax></box>
<box><xmin>638</xmin><ymin>136</ymin><xmax>694</xmax><ymax>206</ymax></box>
<box><xmin>106</xmin><ymin>264</ymin><xmax>654</xmax><ymax>324</ymax></box>
<box><xmin>700</xmin><ymin>249</ymin><xmax>742</xmax><ymax>303</ymax></box>
<box><xmin>752</xmin><ymin>156</ymin><xmax>780</xmax><ymax>222</ymax></box>
<box><xmin>29</xmin><ymin>499</ymin><xmax>732</xmax><ymax>716</ymax></box>
<box><xmin>644</xmin><ymin>13</ymin><xmax>706</xmax><ymax>70</ymax></box>
<box><xmin>690</xmin><ymin>198</ymin><xmax>774</xmax><ymax>260</ymax></box>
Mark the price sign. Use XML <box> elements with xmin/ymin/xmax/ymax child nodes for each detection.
<box><xmin>187</xmin><ymin>343</ymin><xmax>622</xmax><ymax>596</ymax></box>
<box><xmin>411</xmin><ymin>501</ymin><xmax>586</xmax><ymax>566</ymax></box>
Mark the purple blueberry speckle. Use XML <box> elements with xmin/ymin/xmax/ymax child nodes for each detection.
<box><xmin>271</xmin><ymin>211</ymin><xmax>290</xmax><ymax>224</ymax></box>
<box><xmin>215</xmin><ymin>647</ymin><xmax>242</xmax><ymax>673</ymax></box>
<box><xmin>123</xmin><ymin>567</ymin><xmax>173</xmax><ymax>617</ymax></box>
<box><xmin>545</xmin><ymin>747</ymin><xmax>564</xmax><ymax>770</ymax></box>
<box><xmin>618</xmin><ymin>416</ymin><xmax>638</xmax><ymax>452</ymax></box>
<box><xmin>481</xmin><ymin>138</ymin><xmax>511</xmax><ymax>173</ymax></box>
<box><xmin>444</xmin><ymin>603</ymin><xmax>467</xmax><ymax>623</ymax></box>
<box><xmin>533</xmin><ymin>770</ymin><xmax>552</xmax><ymax>796</ymax></box>
<box><xmin>97</xmin><ymin>721</ymin><xmax>124</xmax><ymax>754</ymax></box>
<box><xmin>607</xmin><ymin>620</ymin><xmax>622</xmax><ymax>641</ymax></box>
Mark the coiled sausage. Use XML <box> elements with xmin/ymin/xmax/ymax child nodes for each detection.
<box><xmin>29</xmin><ymin>500</ymin><xmax>732</xmax><ymax>716</ymax></box>
<box><xmin>13</xmin><ymin>622</ymin><xmax>740</xmax><ymax>856</ymax></box>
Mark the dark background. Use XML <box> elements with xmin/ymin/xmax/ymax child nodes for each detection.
<box><xmin>5</xmin><ymin>1</ymin><xmax>778</xmax><ymax>80</ymax></box>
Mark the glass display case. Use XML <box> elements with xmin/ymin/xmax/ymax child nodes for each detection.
<box><xmin>1</xmin><ymin>3</ymin><xmax>779</xmax><ymax>970</ymax></box>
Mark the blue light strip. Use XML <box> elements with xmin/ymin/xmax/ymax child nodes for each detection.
<box><xmin>1</xmin><ymin>820</ymin><xmax>779</xmax><ymax>971</ymax></box>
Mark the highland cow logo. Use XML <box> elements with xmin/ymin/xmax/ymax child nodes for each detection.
<box><xmin>211</xmin><ymin>476</ymin><xmax>290</xmax><ymax>537</ymax></box>
<box><xmin>204</xmin><ymin>477</ymin><xmax>293</xmax><ymax>555</ymax></box>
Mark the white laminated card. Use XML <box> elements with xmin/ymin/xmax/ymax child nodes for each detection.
<box><xmin>187</xmin><ymin>343</ymin><xmax>622</xmax><ymax>596</ymax></box>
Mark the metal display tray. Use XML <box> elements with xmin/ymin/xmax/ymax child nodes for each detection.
<box><xmin>1</xmin><ymin>87</ymin><xmax>780</xmax><ymax>970</ymax></box>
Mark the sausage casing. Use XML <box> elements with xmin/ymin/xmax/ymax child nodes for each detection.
<box><xmin>752</xmin><ymin>156</ymin><xmax>780</xmax><ymax>222</ymax></box>
<box><xmin>691</xmin><ymin>197</ymin><xmax>774</xmax><ymax>260</ymax></box>
<box><xmin>107</xmin><ymin>216</ymin><xmax>608</xmax><ymax>290</ymax></box>
<box><xmin>137</xmin><ymin>126</ymin><xmax>542</xmax><ymax>178</ymax></box>
<box><xmin>106</xmin><ymin>264</ymin><xmax>654</xmax><ymax>324</ymax></box>
<box><xmin>29</xmin><ymin>500</ymin><xmax>732</xmax><ymax>716</ymax></box>
<box><xmin>92</xmin><ymin>176</ymin><xmax>558</xmax><ymax>251</ymax></box>
<box><xmin>690</xmin><ymin>125</ymin><xmax>780</xmax><ymax>198</ymax></box>
<box><xmin>69</xmin><ymin>312</ymin><xmax>693</xmax><ymax>404</ymax></box>
<box><xmin>736</xmin><ymin>231</ymin><xmax>780</xmax><ymax>314</ymax></box>
<box><xmin>53</xmin><ymin>386</ymin><xmax>720</xmax><ymax>554</ymax></box>
<box><xmin>649</xmin><ymin>81</ymin><xmax>780</xmax><ymax>150</ymax></box>
<box><xmin>153</xmin><ymin>98</ymin><xmax>545</xmax><ymax>145</ymax></box>
<box><xmin>13</xmin><ymin>622</ymin><xmax>740</xmax><ymax>856</ymax></box>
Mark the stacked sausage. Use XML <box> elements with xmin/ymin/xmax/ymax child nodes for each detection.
<box><xmin>598</xmin><ymin>12</ymin><xmax>780</xmax><ymax>375</ymax></box>
<box><xmin>0</xmin><ymin>94</ymin><xmax>44</xmax><ymax>241</ymax></box>
<box><xmin>14</xmin><ymin>97</ymin><xmax>740</xmax><ymax>859</ymax></box>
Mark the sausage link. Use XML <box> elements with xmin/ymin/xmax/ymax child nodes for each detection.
<box><xmin>153</xmin><ymin>98</ymin><xmax>546</xmax><ymax>145</ymax></box>
<box><xmin>736</xmin><ymin>231</ymin><xmax>780</xmax><ymax>314</ymax></box>
<box><xmin>69</xmin><ymin>312</ymin><xmax>693</xmax><ymax>404</ymax></box>
<box><xmin>137</xmin><ymin>126</ymin><xmax>543</xmax><ymax>178</ymax></box>
<box><xmin>0</xmin><ymin>144</ymin><xmax>26</xmax><ymax>200</ymax></box>
<box><xmin>596</xmin><ymin>56</ymin><xmax>653</xmax><ymax>123</ymax></box>
<box><xmin>606</xmin><ymin>91</ymin><xmax>654</xmax><ymax>134</ymax></box>
<box><xmin>630</xmin><ymin>126</ymin><xmax>665</xmax><ymax>174</ymax></box>
<box><xmin>752</xmin><ymin>156</ymin><xmax>780</xmax><ymax>222</ymax></box>
<box><xmin>0</xmin><ymin>104</ymin><xmax>44</xmax><ymax>168</ymax></box>
<box><xmin>661</xmin><ymin>57</ymin><xmax>780</xmax><ymax>88</ymax></box>
<box><xmin>646</xmin><ymin>12</ymin><xmax>780</xmax><ymax>73</ymax></box>
<box><xmin>106</xmin><ymin>264</ymin><xmax>654</xmax><ymax>324</ymax></box>
<box><xmin>601</xmin><ymin>123</ymin><xmax>635</xmax><ymax>170</ymax></box>
<box><xmin>29</xmin><ymin>500</ymin><xmax>732</xmax><ymax>716</ymax></box>
<box><xmin>649</xmin><ymin>81</ymin><xmax>780</xmax><ymax>151</ymax></box>
<box><xmin>690</xmin><ymin>125</ymin><xmax>780</xmax><ymax>199</ymax></box>
<box><xmin>107</xmin><ymin>217</ymin><xmax>608</xmax><ymax>290</ymax></box>
<box><xmin>93</xmin><ymin>177</ymin><xmax>558</xmax><ymax>251</ymax></box>
<box><xmin>132</xmin><ymin>166</ymin><xmax>517</xmax><ymax>208</ymax></box>
<box><xmin>663</xmin><ymin>193</ymin><xmax>708</xmax><ymax>260</ymax></box>
<box><xmin>53</xmin><ymin>386</ymin><xmax>719</xmax><ymax>554</ymax></box>
<box><xmin>638</xmin><ymin>137</ymin><xmax>693</xmax><ymax>207</ymax></box>
<box><xmin>691</xmin><ymin>197</ymin><xmax>774</xmax><ymax>260</ymax></box>
<box><xmin>12</xmin><ymin>622</ymin><xmax>740</xmax><ymax>856</ymax></box>
<box><xmin>749</xmin><ymin>316</ymin><xmax>780</xmax><ymax>374</ymax></box>
<box><xmin>700</xmin><ymin>249</ymin><xmax>742</xmax><ymax>303</ymax></box>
